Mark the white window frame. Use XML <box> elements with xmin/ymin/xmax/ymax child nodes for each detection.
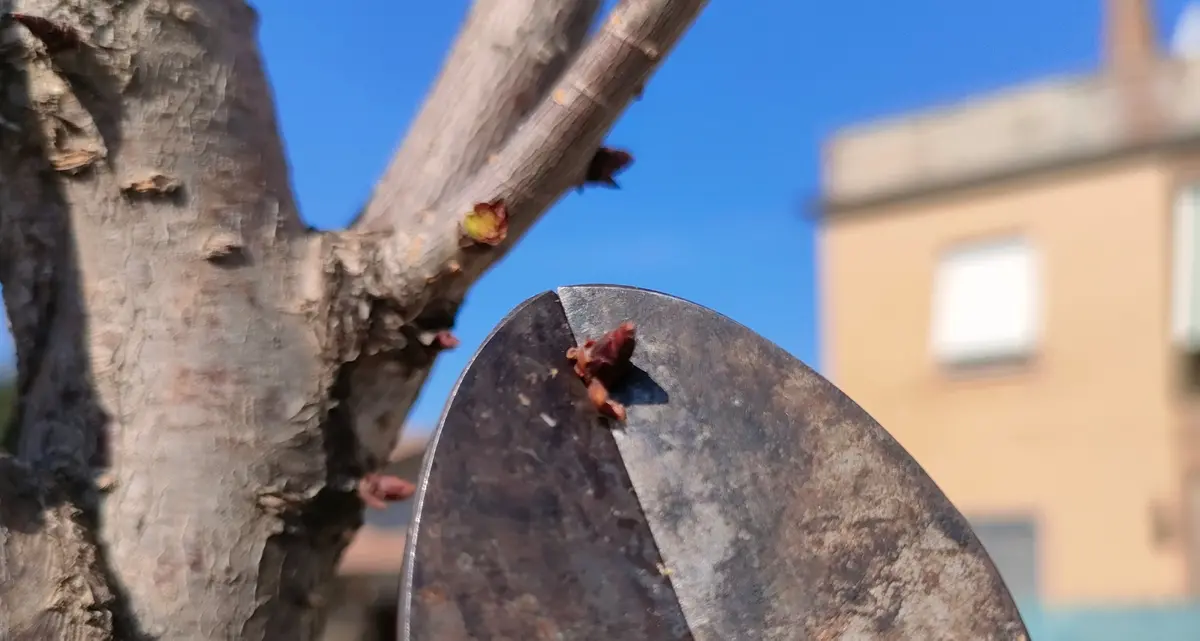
<box><xmin>1173</xmin><ymin>184</ymin><xmax>1200</xmax><ymax>351</ymax></box>
<box><xmin>967</xmin><ymin>515</ymin><xmax>1040</xmax><ymax>604</ymax></box>
<box><xmin>930</xmin><ymin>236</ymin><xmax>1041</xmax><ymax>367</ymax></box>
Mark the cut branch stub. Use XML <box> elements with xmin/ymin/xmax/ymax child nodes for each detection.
<box><xmin>120</xmin><ymin>173</ymin><xmax>182</xmax><ymax>199</ymax></box>
<box><xmin>460</xmin><ymin>198</ymin><xmax>509</xmax><ymax>246</ymax></box>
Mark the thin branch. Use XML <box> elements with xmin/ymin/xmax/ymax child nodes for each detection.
<box><xmin>353</xmin><ymin>0</ymin><xmax>602</xmax><ymax>232</ymax></box>
<box><xmin>450</xmin><ymin>0</ymin><xmax>709</xmax><ymax>269</ymax></box>
<box><xmin>314</xmin><ymin>0</ymin><xmax>705</xmax><ymax>513</ymax></box>
<box><xmin>343</xmin><ymin>0</ymin><xmax>707</xmax><ymax>306</ymax></box>
<box><xmin>325</xmin><ymin>0</ymin><xmax>600</xmax><ymax>476</ymax></box>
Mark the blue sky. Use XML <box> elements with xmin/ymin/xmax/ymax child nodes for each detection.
<box><xmin>0</xmin><ymin>1</ymin><xmax>1192</xmax><ymax>424</ymax></box>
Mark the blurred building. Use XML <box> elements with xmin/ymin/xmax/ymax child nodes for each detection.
<box><xmin>819</xmin><ymin>0</ymin><xmax>1200</xmax><ymax>612</ymax></box>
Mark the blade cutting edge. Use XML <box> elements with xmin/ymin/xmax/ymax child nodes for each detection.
<box><xmin>556</xmin><ymin>284</ymin><xmax>1029</xmax><ymax>641</ymax></box>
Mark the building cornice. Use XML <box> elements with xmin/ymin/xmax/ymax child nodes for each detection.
<box><xmin>821</xmin><ymin>58</ymin><xmax>1200</xmax><ymax>217</ymax></box>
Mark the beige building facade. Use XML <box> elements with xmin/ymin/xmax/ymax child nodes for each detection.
<box><xmin>819</xmin><ymin>0</ymin><xmax>1200</xmax><ymax>607</ymax></box>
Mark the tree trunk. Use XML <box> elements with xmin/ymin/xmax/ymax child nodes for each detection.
<box><xmin>0</xmin><ymin>0</ymin><xmax>706</xmax><ymax>639</ymax></box>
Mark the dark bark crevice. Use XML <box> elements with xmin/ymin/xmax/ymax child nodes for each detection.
<box><xmin>241</xmin><ymin>354</ymin><xmax>373</xmax><ymax>639</ymax></box>
<box><xmin>0</xmin><ymin>459</ymin><xmax>121</xmax><ymax>641</ymax></box>
<box><xmin>0</xmin><ymin>21</ymin><xmax>137</xmax><ymax>641</ymax></box>
<box><xmin>0</xmin><ymin>3</ymin><xmax>127</xmax><ymax>476</ymax></box>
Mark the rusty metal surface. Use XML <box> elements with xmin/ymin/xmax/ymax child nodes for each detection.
<box><xmin>399</xmin><ymin>292</ymin><xmax>693</xmax><ymax>641</ymax></box>
<box><xmin>557</xmin><ymin>284</ymin><xmax>1030</xmax><ymax>640</ymax></box>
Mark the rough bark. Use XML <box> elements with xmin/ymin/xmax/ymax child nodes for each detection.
<box><xmin>0</xmin><ymin>0</ymin><xmax>706</xmax><ymax>640</ymax></box>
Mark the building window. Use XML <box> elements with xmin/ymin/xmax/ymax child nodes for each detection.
<box><xmin>931</xmin><ymin>237</ymin><xmax>1040</xmax><ymax>367</ymax></box>
<box><xmin>1173</xmin><ymin>184</ymin><xmax>1200</xmax><ymax>353</ymax></box>
<box><xmin>968</xmin><ymin>516</ymin><xmax>1040</xmax><ymax>604</ymax></box>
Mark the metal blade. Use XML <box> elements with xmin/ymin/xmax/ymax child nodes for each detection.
<box><xmin>555</xmin><ymin>284</ymin><xmax>1030</xmax><ymax>640</ymax></box>
<box><xmin>399</xmin><ymin>291</ymin><xmax>693</xmax><ymax>640</ymax></box>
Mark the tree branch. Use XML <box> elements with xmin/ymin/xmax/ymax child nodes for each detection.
<box><xmin>345</xmin><ymin>0</ymin><xmax>707</xmax><ymax>300</ymax></box>
<box><xmin>314</xmin><ymin>0</ymin><xmax>704</xmax><ymax>487</ymax></box>
<box><xmin>326</xmin><ymin>0</ymin><xmax>602</xmax><ymax>470</ymax></box>
<box><xmin>353</xmin><ymin>0</ymin><xmax>602</xmax><ymax>232</ymax></box>
<box><xmin>306</xmin><ymin>3</ymin><xmax>705</xmax><ymax>522</ymax></box>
